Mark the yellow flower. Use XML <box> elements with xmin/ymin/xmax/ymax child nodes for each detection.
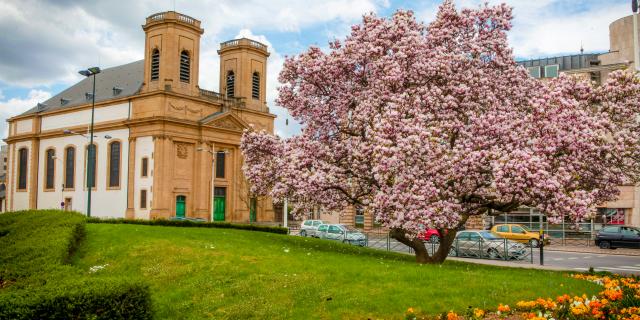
<box><xmin>473</xmin><ymin>308</ymin><xmax>485</xmax><ymax>318</ymax></box>
<box><xmin>406</xmin><ymin>307</ymin><xmax>414</xmax><ymax>314</ymax></box>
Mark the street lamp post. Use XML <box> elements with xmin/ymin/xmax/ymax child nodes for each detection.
<box><xmin>78</xmin><ymin>67</ymin><xmax>101</xmax><ymax>217</ymax></box>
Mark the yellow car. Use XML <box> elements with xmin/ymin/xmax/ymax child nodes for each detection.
<box><xmin>491</xmin><ymin>224</ymin><xmax>548</xmax><ymax>247</ymax></box>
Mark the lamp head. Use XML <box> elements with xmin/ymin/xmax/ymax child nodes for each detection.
<box><xmin>88</xmin><ymin>67</ymin><xmax>101</xmax><ymax>75</ymax></box>
<box><xmin>78</xmin><ymin>70</ymin><xmax>91</xmax><ymax>77</ymax></box>
<box><xmin>104</xmin><ymin>135</ymin><xmax>112</xmax><ymax>139</ymax></box>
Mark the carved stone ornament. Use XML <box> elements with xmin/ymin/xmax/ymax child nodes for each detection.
<box><xmin>176</xmin><ymin>143</ymin><xmax>189</xmax><ymax>159</ymax></box>
<box><xmin>169</xmin><ymin>103</ymin><xmax>185</xmax><ymax>111</ymax></box>
<box><xmin>211</xmin><ymin>118</ymin><xmax>242</xmax><ymax>130</ymax></box>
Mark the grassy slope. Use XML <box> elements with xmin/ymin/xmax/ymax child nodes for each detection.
<box><xmin>74</xmin><ymin>224</ymin><xmax>600</xmax><ymax>319</ymax></box>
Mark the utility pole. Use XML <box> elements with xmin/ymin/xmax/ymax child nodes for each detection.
<box><xmin>633</xmin><ymin>0</ymin><xmax>640</xmax><ymax>71</ymax></box>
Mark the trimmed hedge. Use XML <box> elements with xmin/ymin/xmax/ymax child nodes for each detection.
<box><xmin>88</xmin><ymin>217</ymin><xmax>289</xmax><ymax>234</ymax></box>
<box><xmin>0</xmin><ymin>278</ymin><xmax>152</xmax><ymax>320</ymax></box>
<box><xmin>0</xmin><ymin>210</ymin><xmax>152</xmax><ymax>319</ymax></box>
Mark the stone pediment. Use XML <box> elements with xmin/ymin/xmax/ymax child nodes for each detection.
<box><xmin>200</xmin><ymin>112</ymin><xmax>249</xmax><ymax>131</ymax></box>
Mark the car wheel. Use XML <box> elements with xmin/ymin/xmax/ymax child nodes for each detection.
<box><xmin>429</xmin><ymin>235</ymin><xmax>440</xmax><ymax>244</ymax></box>
<box><xmin>487</xmin><ymin>248</ymin><xmax>500</xmax><ymax>259</ymax></box>
<box><xmin>599</xmin><ymin>241</ymin><xmax>611</xmax><ymax>249</ymax></box>
<box><xmin>300</xmin><ymin>230</ymin><xmax>307</xmax><ymax>237</ymax></box>
<box><xmin>529</xmin><ymin>239</ymin><xmax>539</xmax><ymax>248</ymax></box>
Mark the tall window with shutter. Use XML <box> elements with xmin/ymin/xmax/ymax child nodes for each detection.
<box><xmin>226</xmin><ymin>71</ymin><xmax>235</xmax><ymax>98</ymax></box>
<box><xmin>252</xmin><ymin>72</ymin><xmax>260</xmax><ymax>100</ymax></box>
<box><xmin>108</xmin><ymin>141</ymin><xmax>121</xmax><ymax>188</ymax></box>
<box><xmin>18</xmin><ymin>148</ymin><xmax>28</xmax><ymax>190</ymax></box>
<box><xmin>65</xmin><ymin>146</ymin><xmax>75</xmax><ymax>189</ymax></box>
<box><xmin>151</xmin><ymin>49</ymin><xmax>160</xmax><ymax>81</ymax></box>
<box><xmin>45</xmin><ymin>149</ymin><xmax>55</xmax><ymax>190</ymax></box>
<box><xmin>180</xmin><ymin>50</ymin><xmax>190</xmax><ymax>83</ymax></box>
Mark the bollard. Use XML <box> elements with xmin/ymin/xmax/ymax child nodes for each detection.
<box><xmin>539</xmin><ymin>229</ymin><xmax>544</xmax><ymax>266</ymax></box>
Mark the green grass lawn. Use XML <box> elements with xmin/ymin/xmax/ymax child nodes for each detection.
<box><xmin>73</xmin><ymin>224</ymin><xmax>600</xmax><ymax>319</ymax></box>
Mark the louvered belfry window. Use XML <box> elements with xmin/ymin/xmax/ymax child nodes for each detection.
<box><xmin>226</xmin><ymin>71</ymin><xmax>235</xmax><ymax>98</ymax></box>
<box><xmin>252</xmin><ymin>72</ymin><xmax>260</xmax><ymax>100</ymax></box>
<box><xmin>150</xmin><ymin>49</ymin><xmax>160</xmax><ymax>81</ymax></box>
<box><xmin>180</xmin><ymin>50</ymin><xmax>190</xmax><ymax>83</ymax></box>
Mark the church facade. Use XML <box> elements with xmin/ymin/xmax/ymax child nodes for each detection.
<box><xmin>3</xmin><ymin>11</ymin><xmax>277</xmax><ymax>222</ymax></box>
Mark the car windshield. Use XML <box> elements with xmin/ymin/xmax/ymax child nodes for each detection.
<box><xmin>479</xmin><ymin>231</ymin><xmax>501</xmax><ymax>240</ymax></box>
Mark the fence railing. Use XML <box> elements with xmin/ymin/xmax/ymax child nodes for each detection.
<box><xmin>293</xmin><ymin>229</ymin><xmax>533</xmax><ymax>263</ymax></box>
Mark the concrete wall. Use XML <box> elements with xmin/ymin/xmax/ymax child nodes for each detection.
<box><xmin>35</xmin><ymin>128</ymin><xmax>129</xmax><ymax>218</ymax></box>
<box><xmin>41</xmin><ymin>103</ymin><xmax>129</xmax><ymax>131</ymax></box>
<box><xmin>10</xmin><ymin>141</ymin><xmax>32</xmax><ymax>211</ymax></box>
<box><xmin>133</xmin><ymin>136</ymin><xmax>154</xmax><ymax>219</ymax></box>
<box><xmin>15</xmin><ymin>119</ymin><xmax>33</xmax><ymax>134</ymax></box>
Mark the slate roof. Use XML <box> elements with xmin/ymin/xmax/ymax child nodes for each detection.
<box><xmin>20</xmin><ymin>60</ymin><xmax>144</xmax><ymax>116</ymax></box>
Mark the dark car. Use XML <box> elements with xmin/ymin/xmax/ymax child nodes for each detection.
<box><xmin>595</xmin><ymin>225</ymin><xmax>640</xmax><ymax>249</ymax></box>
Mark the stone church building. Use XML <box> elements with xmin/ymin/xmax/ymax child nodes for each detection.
<box><xmin>3</xmin><ymin>11</ymin><xmax>276</xmax><ymax>222</ymax></box>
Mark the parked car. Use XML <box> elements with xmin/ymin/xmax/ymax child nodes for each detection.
<box><xmin>491</xmin><ymin>224</ymin><xmax>547</xmax><ymax>247</ymax></box>
<box><xmin>595</xmin><ymin>225</ymin><xmax>640</xmax><ymax>249</ymax></box>
<box><xmin>449</xmin><ymin>230</ymin><xmax>528</xmax><ymax>260</ymax></box>
<box><xmin>299</xmin><ymin>220</ymin><xmax>329</xmax><ymax>237</ymax></box>
<box><xmin>417</xmin><ymin>229</ymin><xmax>443</xmax><ymax>243</ymax></box>
<box><xmin>317</xmin><ymin>224</ymin><xmax>367</xmax><ymax>246</ymax></box>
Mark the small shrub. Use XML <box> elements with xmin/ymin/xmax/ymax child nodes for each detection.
<box><xmin>87</xmin><ymin>217</ymin><xmax>289</xmax><ymax>234</ymax></box>
<box><xmin>0</xmin><ymin>210</ymin><xmax>153</xmax><ymax>319</ymax></box>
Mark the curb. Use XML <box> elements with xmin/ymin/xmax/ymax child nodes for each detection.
<box><xmin>544</xmin><ymin>247</ymin><xmax>640</xmax><ymax>257</ymax></box>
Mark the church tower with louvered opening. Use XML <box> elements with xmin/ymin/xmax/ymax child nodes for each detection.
<box><xmin>218</xmin><ymin>38</ymin><xmax>269</xmax><ymax>112</ymax></box>
<box><xmin>142</xmin><ymin>11</ymin><xmax>203</xmax><ymax>96</ymax></box>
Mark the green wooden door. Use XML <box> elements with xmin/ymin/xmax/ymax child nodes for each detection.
<box><xmin>213</xmin><ymin>187</ymin><xmax>226</xmax><ymax>222</ymax></box>
<box><xmin>250</xmin><ymin>198</ymin><xmax>257</xmax><ymax>222</ymax></box>
<box><xmin>176</xmin><ymin>196</ymin><xmax>186</xmax><ymax>218</ymax></box>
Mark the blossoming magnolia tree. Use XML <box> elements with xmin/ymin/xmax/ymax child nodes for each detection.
<box><xmin>241</xmin><ymin>1</ymin><xmax>640</xmax><ymax>263</ymax></box>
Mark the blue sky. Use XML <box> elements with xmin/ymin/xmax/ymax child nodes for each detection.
<box><xmin>0</xmin><ymin>0</ymin><xmax>632</xmax><ymax>140</ymax></box>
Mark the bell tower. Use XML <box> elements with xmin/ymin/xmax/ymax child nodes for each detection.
<box><xmin>218</xmin><ymin>38</ymin><xmax>270</xmax><ymax>111</ymax></box>
<box><xmin>142</xmin><ymin>11</ymin><xmax>203</xmax><ymax>96</ymax></box>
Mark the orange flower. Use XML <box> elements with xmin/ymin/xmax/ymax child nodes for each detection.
<box><xmin>497</xmin><ymin>304</ymin><xmax>511</xmax><ymax>313</ymax></box>
<box><xmin>446</xmin><ymin>311</ymin><xmax>458</xmax><ymax>320</ymax></box>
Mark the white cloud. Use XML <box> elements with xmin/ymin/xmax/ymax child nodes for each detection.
<box><xmin>417</xmin><ymin>0</ymin><xmax>630</xmax><ymax>58</ymax></box>
<box><xmin>0</xmin><ymin>89</ymin><xmax>52</xmax><ymax>141</ymax></box>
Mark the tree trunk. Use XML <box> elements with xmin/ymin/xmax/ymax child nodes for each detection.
<box><xmin>389</xmin><ymin>216</ymin><xmax>469</xmax><ymax>264</ymax></box>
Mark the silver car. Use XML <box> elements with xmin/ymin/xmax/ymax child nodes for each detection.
<box><xmin>299</xmin><ymin>220</ymin><xmax>328</xmax><ymax>237</ymax></box>
<box><xmin>449</xmin><ymin>230</ymin><xmax>527</xmax><ymax>260</ymax></box>
<box><xmin>317</xmin><ymin>224</ymin><xmax>367</xmax><ymax>246</ymax></box>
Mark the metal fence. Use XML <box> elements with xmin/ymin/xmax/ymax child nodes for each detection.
<box><xmin>293</xmin><ymin>229</ymin><xmax>533</xmax><ymax>263</ymax></box>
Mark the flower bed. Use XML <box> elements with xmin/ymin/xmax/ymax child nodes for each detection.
<box><xmin>405</xmin><ymin>274</ymin><xmax>640</xmax><ymax>320</ymax></box>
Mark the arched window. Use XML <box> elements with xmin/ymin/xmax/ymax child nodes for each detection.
<box><xmin>64</xmin><ymin>146</ymin><xmax>75</xmax><ymax>189</ymax></box>
<box><xmin>226</xmin><ymin>71</ymin><xmax>235</xmax><ymax>98</ymax></box>
<box><xmin>150</xmin><ymin>48</ymin><xmax>160</xmax><ymax>81</ymax></box>
<box><xmin>45</xmin><ymin>148</ymin><xmax>55</xmax><ymax>190</ymax></box>
<box><xmin>180</xmin><ymin>50</ymin><xmax>190</xmax><ymax>83</ymax></box>
<box><xmin>252</xmin><ymin>72</ymin><xmax>260</xmax><ymax>100</ymax></box>
<box><xmin>17</xmin><ymin>148</ymin><xmax>28</xmax><ymax>190</ymax></box>
<box><xmin>85</xmin><ymin>144</ymin><xmax>97</xmax><ymax>189</ymax></box>
<box><xmin>108</xmin><ymin>141</ymin><xmax>121</xmax><ymax>188</ymax></box>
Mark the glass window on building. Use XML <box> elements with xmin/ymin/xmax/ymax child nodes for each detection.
<box><xmin>544</xmin><ymin>65</ymin><xmax>559</xmax><ymax>78</ymax></box>
<box><xmin>527</xmin><ymin>66</ymin><xmax>541</xmax><ymax>78</ymax></box>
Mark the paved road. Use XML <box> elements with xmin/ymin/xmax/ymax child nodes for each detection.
<box><xmin>531</xmin><ymin>249</ymin><xmax>640</xmax><ymax>275</ymax></box>
<box><xmin>296</xmin><ymin>232</ymin><xmax>640</xmax><ymax>275</ymax></box>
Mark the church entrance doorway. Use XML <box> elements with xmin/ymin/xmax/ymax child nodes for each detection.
<box><xmin>176</xmin><ymin>195</ymin><xmax>186</xmax><ymax>218</ymax></box>
<box><xmin>214</xmin><ymin>187</ymin><xmax>226</xmax><ymax>221</ymax></box>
